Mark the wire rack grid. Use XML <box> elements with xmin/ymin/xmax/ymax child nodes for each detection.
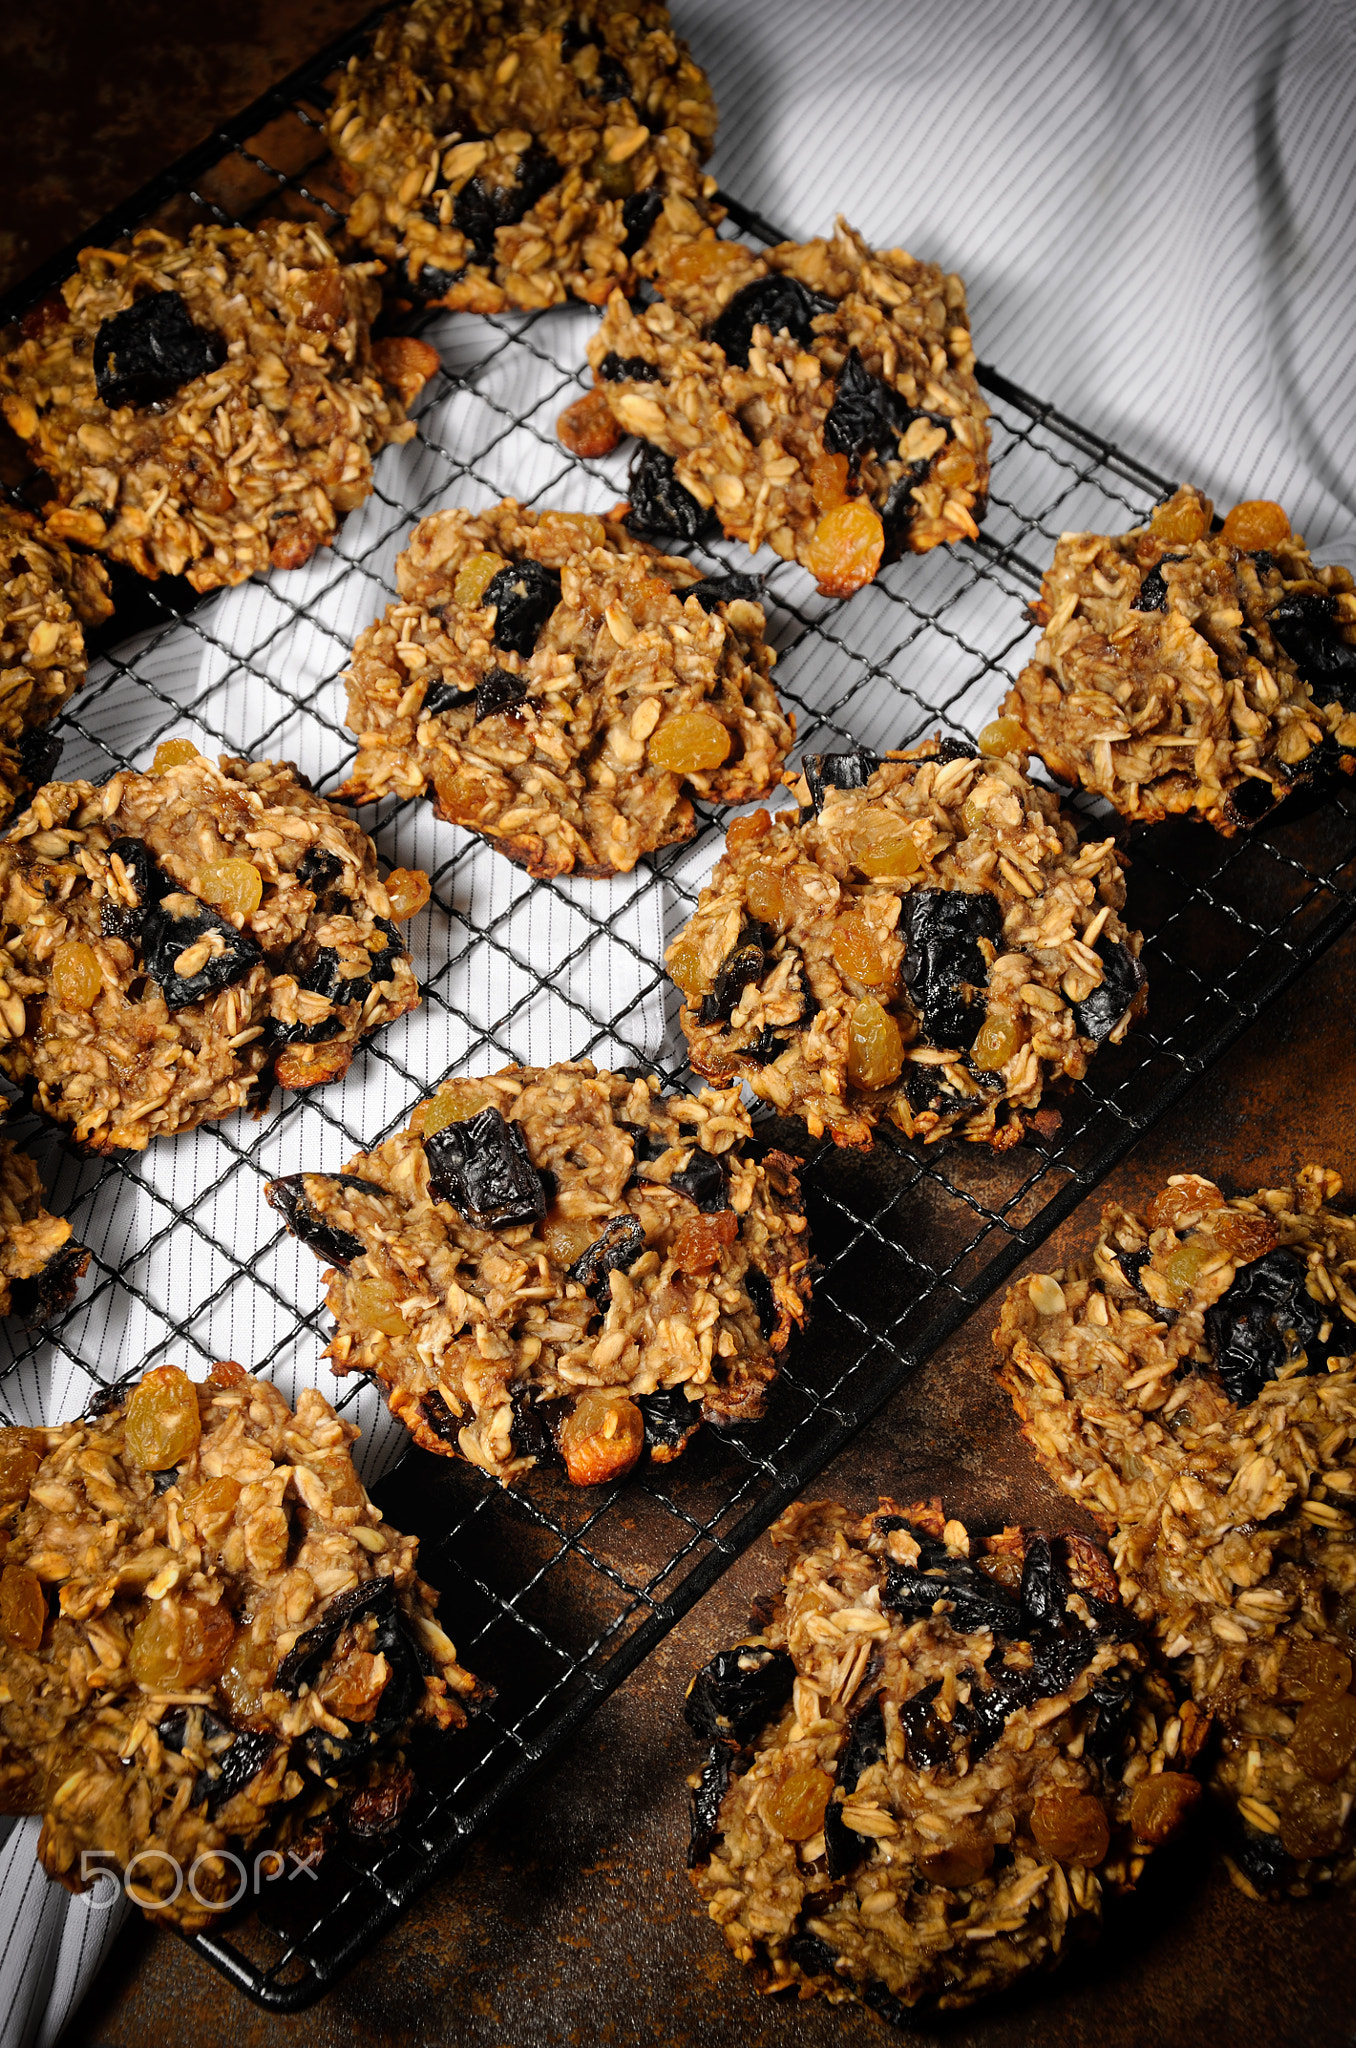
<box><xmin>3</xmin><ymin>14</ymin><xmax>1356</xmax><ymax>2010</ymax></box>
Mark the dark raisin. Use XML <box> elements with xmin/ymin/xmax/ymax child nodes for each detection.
<box><xmin>419</xmin><ymin>1388</ymin><xmax>462</xmax><ymax>1444</ymax></box>
<box><xmin>1085</xmin><ymin>1672</ymin><xmax>1135</xmax><ymax>1764</ymax></box>
<box><xmin>801</xmin><ymin>749</ymin><xmax>879</xmax><ymax>813</ymax></box>
<box><xmin>268</xmin><ymin>946</ymin><xmax>363</xmax><ymax>1046</ymax></box>
<box><xmin>295</xmin><ymin>846</ymin><xmax>345</xmax><ymax>903</ymax></box>
<box><xmin>935</xmin><ymin>735</ymin><xmax>978</xmax><ymax>762</ymax></box>
<box><xmin>684</xmin><ymin>1643</ymin><xmax>795</xmax><ymax>1746</ymax></box>
<box><xmin>823</xmin><ymin>1795</ymin><xmax>863</xmax><ymax>1878</ymax></box>
<box><xmin>668</xmin><ymin>1147</ymin><xmax>727</xmax><ymax>1211</ymax></box>
<box><xmin>421</xmin><ymin>677</ymin><xmax>470</xmax><ymax>717</ymax></box>
<box><xmin>482</xmin><ymin>561</ymin><xmax>561</xmax><ymax>657</ymax></box>
<box><xmin>202</xmin><ymin>1728</ymin><xmax>275</xmax><ymax>1812</ymax></box>
<box><xmin>424</xmin><ymin>1107</ymin><xmax>548</xmax><ymax>1229</ymax></box>
<box><xmin>151</xmin><ymin>1464</ymin><xmax>179</xmax><ymax>1495</ymax></box>
<box><xmin>454</xmin><ymin>145</ymin><xmax>561</xmax><ymax>257</ymax></box>
<box><xmin>687</xmin><ymin>1744</ymin><xmax>734</xmax><ymax>1865</ymax></box>
<box><xmin>787</xmin><ymin>1929</ymin><xmax>840</xmax><ymax>1981</ymax></box>
<box><xmin>898</xmin><ymin>1066</ymin><xmax>951</xmax><ymax>1118</ymax></box>
<box><xmin>1251</xmin><ymin>551</ymin><xmax>1275</xmax><ymax>573</ymax></box>
<box><xmin>1275</xmin><ymin>732</ymin><xmax>1344</xmax><ymax>788</ymax></box>
<box><xmin>1269</xmin><ymin>591</ymin><xmax>1356</xmax><ymax>708</ymax></box>
<box><xmin>697</xmin><ymin>920</ymin><xmax>772</xmax><ymax>1027</ymax></box>
<box><xmin>509</xmin><ymin>1386</ymin><xmax>568</xmax><ymax>1463</ymax></box>
<box><xmin>708</xmin><ymin>276</ymin><xmax>835</xmax><ymax>369</ymax></box>
<box><xmin>1130</xmin><ymin>554</ymin><xmax>1185</xmax><ymax>613</ymax></box>
<box><xmin>899</xmin><ymin>889</ymin><xmax>1002</xmax><ymax>1050</ymax></box>
<box><xmin>620</xmin><ymin>186</ymin><xmax>665</xmax><ymax>257</ymax></box>
<box><xmin>390</xmin><ymin>256</ymin><xmax>465</xmax><ymax>303</ymax></box>
<box><xmin>7</xmin><ymin>1240</ymin><xmax>89</xmax><ymax>1325</ymax></box>
<box><xmin>862</xmin><ymin>1980</ymin><xmax>914</xmax><ymax>2029</ymax></box>
<box><xmin>823</xmin><ymin>346</ymin><xmax>918</xmax><ymax>475</ymax></box>
<box><xmin>637</xmin><ymin>1385</ymin><xmax>698</xmax><ymax>1454</ymax></box>
<box><xmin>624</xmin><ymin>446</ymin><xmax>712</xmax><ymax>542</ymax></box>
<box><xmin>898</xmin><ymin>1678</ymin><xmax>953</xmax><ymax>1770</ymax></box>
<box><xmin>598</xmin><ymin>350</ymin><xmax>658</xmax><ymax>382</ymax></box>
<box><xmin>346</xmin><ymin>1762</ymin><xmax>416</xmax><ymax>1838</ymax></box>
<box><xmin>84</xmin><ymin>1380</ymin><xmax>127</xmax><ymax>1419</ymax></box>
<box><xmin>275</xmin><ymin>1579</ymin><xmax>430</xmax><ymax>1774</ymax></box>
<box><xmin>1230</xmin><ymin>1820</ymin><xmax>1292</xmax><ymax>1895</ymax></box>
<box><xmin>93</xmin><ymin>291</ymin><xmax>225</xmax><ymax>409</ymax></box>
<box><xmin>1223</xmin><ymin>774</ymin><xmax>1278</xmax><ymax>828</ymax></box>
<box><xmin>16</xmin><ymin>726</ymin><xmax>61</xmax><ymax>793</ymax></box>
<box><xmin>1115</xmin><ymin>1246</ymin><xmax>1153</xmax><ymax>1296</ymax></box>
<box><xmin>474</xmin><ymin>666</ymin><xmax>528</xmax><ymax>721</ymax></box>
<box><xmin>681</xmin><ymin>569</ymin><xmax>762</xmax><ymax>613</ymax></box>
<box><xmin>1203</xmin><ymin>1245</ymin><xmax>1351</xmax><ymax>1404</ymax></box>
<box><xmin>141</xmin><ymin>899</ymin><xmax>262</xmax><ymax>1009</ymax></box>
<box><xmin>265</xmin><ymin>1171</ymin><xmax>387</xmax><ymax>1266</ymax></box>
<box><xmin>591</xmin><ymin>52</ymin><xmax>632</xmax><ymax>100</ymax></box>
<box><xmin>101</xmin><ymin>836</ymin><xmax>168</xmax><ymax>942</ymax></box>
<box><xmin>1071</xmin><ymin>936</ymin><xmax>1145</xmax><ymax>1044</ymax></box>
<box><xmin>568</xmin><ymin>1213</ymin><xmax>647</xmax><ymax>1308</ymax></box>
<box><xmin>743</xmin><ymin>1265</ymin><xmax>777</xmax><ymax>1338</ymax></box>
<box><xmin>747</xmin><ymin>1026</ymin><xmax>785</xmax><ymax>1064</ymax></box>
<box><xmin>839</xmin><ymin>1692</ymin><xmax>887</xmax><ymax>1790</ymax></box>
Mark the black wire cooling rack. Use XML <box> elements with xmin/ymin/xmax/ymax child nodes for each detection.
<box><xmin>4</xmin><ymin>7</ymin><xmax>1356</xmax><ymax>2011</ymax></box>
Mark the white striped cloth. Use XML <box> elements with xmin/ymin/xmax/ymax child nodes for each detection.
<box><xmin>8</xmin><ymin>0</ymin><xmax>1355</xmax><ymax>2036</ymax></box>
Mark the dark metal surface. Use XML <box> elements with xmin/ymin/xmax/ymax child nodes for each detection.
<box><xmin>4</xmin><ymin>1</ymin><xmax>1356</xmax><ymax>2018</ymax></box>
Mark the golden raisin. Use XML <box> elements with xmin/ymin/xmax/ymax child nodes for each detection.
<box><xmin>972</xmin><ymin>1009</ymin><xmax>1021</xmax><ymax>1072</ymax></box>
<box><xmin>804</xmin><ymin>500</ymin><xmax>884</xmax><ymax>597</ymax></box>
<box><xmin>539</xmin><ymin>511</ymin><xmax>608</xmax><ymax>550</ymax></box>
<box><xmin>350</xmin><ymin>1278</ymin><xmax>409</xmax><ymax>1340</ymax></box>
<box><xmin>152</xmin><ymin>737</ymin><xmax>201</xmax><ymax>772</ymax></box>
<box><xmin>961</xmin><ymin>791</ymin><xmax>988</xmax><ymax>835</ymax></box>
<box><xmin>1149</xmin><ymin>491</ymin><xmax>1211</xmax><ymax>546</ymax></box>
<box><xmin>1030</xmin><ymin>1787</ymin><xmax>1110</xmax><ymax>1866</ymax></box>
<box><xmin>671</xmin><ymin>1210</ymin><xmax>739</xmax><ymax>1276</ymax></box>
<box><xmin>809</xmin><ymin>450</ymin><xmax>850</xmax><ymax>513</ymax></box>
<box><xmin>557</xmin><ymin>386</ymin><xmax>622</xmax><ymax>459</ymax></box>
<box><xmin>197</xmin><ymin>858</ymin><xmax>263</xmax><ymax>919</ymax></box>
<box><xmin>418</xmin><ymin>1085</ymin><xmax>496</xmax><ymax>1136</ymax></box>
<box><xmin>648</xmin><ymin>711</ymin><xmax>732</xmax><ymax>775</ymax></box>
<box><xmin>0</xmin><ymin>1563</ymin><xmax>46</xmax><ymax>1652</ymax></box>
<box><xmin>847</xmin><ymin>999</ymin><xmax>904</xmax><ymax>1092</ymax></box>
<box><xmin>431</xmin><ymin>760</ymin><xmax>488</xmax><ymax>823</ymax></box>
<box><xmin>205</xmin><ymin>1359</ymin><xmax>247</xmax><ymax>1389</ymax></box>
<box><xmin>384</xmin><ymin>867</ymin><xmax>431</xmax><ymax>921</ymax></box>
<box><xmin>726</xmin><ymin>808</ymin><xmax>772</xmax><ymax>853</ymax></box>
<box><xmin>1280</xmin><ymin>1781</ymin><xmax>1346</xmax><ymax>1861</ymax></box>
<box><xmin>663</xmin><ymin>239</ymin><xmax>751</xmax><ymax>290</ymax></box>
<box><xmin>1128</xmin><ymin>1772</ymin><xmax>1201</xmax><ymax>1846</ymax></box>
<box><xmin>130</xmin><ymin>1596</ymin><xmax>234</xmax><ymax>1688</ymax></box>
<box><xmin>1211</xmin><ymin>1212</ymin><xmax>1281</xmax><ymax>1263</ymax></box>
<box><xmin>1158</xmin><ymin>1240</ymin><xmax>1220</xmax><ymax>1307</ymax></box>
<box><xmin>763</xmin><ymin>1764</ymin><xmax>833</xmax><ymax>1842</ymax></box>
<box><xmin>935</xmin><ymin>445</ymin><xmax>976</xmax><ymax>487</ymax></box>
<box><xmin>454</xmin><ymin>552</ymin><xmax>510</xmax><ymax>610</ymax></box>
<box><xmin>851</xmin><ymin>818</ymin><xmax>921</xmax><ymax>879</ymax></box>
<box><xmin>218</xmin><ymin>1634</ymin><xmax>269</xmax><ymax>1721</ymax></box>
<box><xmin>1282</xmin><ymin>1641</ymin><xmax>1354</xmax><ymax>1704</ymax></box>
<box><xmin>52</xmin><ymin>940</ymin><xmax>102</xmax><ymax>1012</ymax></box>
<box><xmin>978</xmin><ymin>717</ymin><xmax>1031</xmax><ymax>759</ymax></box>
<box><xmin>1221</xmin><ymin>499</ymin><xmax>1291</xmax><ymax>550</ymax></box>
<box><xmin>320</xmin><ymin>1640</ymin><xmax>388</xmax><ymax>1721</ymax></box>
<box><xmin>1292</xmin><ymin>1695</ymin><xmax>1356</xmax><ymax>1783</ymax></box>
<box><xmin>123</xmin><ymin>1365</ymin><xmax>201</xmax><ymax>1471</ymax></box>
<box><xmin>274</xmin><ymin>1039</ymin><xmax>352</xmax><ymax>1090</ymax></box>
<box><xmin>1146</xmin><ymin>1177</ymin><xmax>1227</xmax><ymax>1233</ymax></box>
<box><xmin>0</xmin><ymin>1427</ymin><xmax>44</xmax><ymax>1504</ymax></box>
<box><xmin>542</xmin><ymin>1215</ymin><xmax>600</xmax><ymax>1268</ymax></box>
<box><xmin>184</xmin><ymin>1475</ymin><xmax>240</xmax><ymax>1530</ymax></box>
<box><xmin>666</xmin><ymin>937</ymin><xmax>709</xmax><ymax>1001</ymax></box>
<box><xmin>557</xmin><ymin>1389</ymin><xmax>645</xmax><ymax>1487</ymax></box>
<box><xmin>744</xmin><ymin>864</ymin><xmax>787</xmax><ymax>929</ymax></box>
<box><xmin>917</xmin><ymin>1834</ymin><xmax>994</xmax><ymax>1888</ymax></box>
<box><xmin>832</xmin><ymin>911</ymin><xmax>886</xmax><ymax>988</ymax></box>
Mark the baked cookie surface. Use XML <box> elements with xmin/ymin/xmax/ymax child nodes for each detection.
<box><xmin>0</xmin><ymin>508</ymin><xmax>112</xmax><ymax>823</ymax></box>
<box><xmin>1003</xmin><ymin>486</ymin><xmax>1356</xmax><ymax>832</ymax></box>
<box><xmin>668</xmin><ymin>741</ymin><xmax>1144</xmax><ymax>1150</ymax></box>
<box><xmin>335</xmin><ymin>499</ymin><xmax>793</xmax><ymax>877</ymax></box>
<box><xmin>267</xmin><ymin>1061</ymin><xmax>812</xmax><ymax>1484</ymax></box>
<box><xmin>0</xmin><ymin>1361</ymin><xmax>477</xmax><ymax>1929</ymax></box>
<box><xmin>0</xmin><ymin>1128</ymin><xmax>89</xmax><ymax>1325</ymax></box>
<box><xmin>993</xmin><ymin>1166</ymin><xmax>1356</xmax><ymax>1894</ymax></box>
<box><xmin>328</xmin><ymin>0</ymin><xmax>719</xmax><ymax>315</ymax></box>
<box><xmin>685</xmin><ymin>1497</ymin><xmax>1200</xmax><ymax>2019</ymax></box>
<box><xmin>565</xmin><ymin>218</ymin><xmax>989</xmax><ymax>589</ymax></box>
<box><xmin>0</xmin><ymin>744</ymin><xmax>425</xmax><ymax>1151</ymax></box>
<box><xmin>0</xmin><ymin>223</ymin><xmax>437</xmax><ymax>591</ymax></box>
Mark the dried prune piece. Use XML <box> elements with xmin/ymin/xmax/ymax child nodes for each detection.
<box><xmin>687</xmin><ymin>1743</ymin><xmax>734</xmax><ymax>1865</ymax></box>
<box><xmin>787</xmin><ymin>1929</ymin><xmax>840</xmax><ymax>1981</ymax></box>
<box><xmin>1203</xmin><ymin>1245</ymin><xmax>1350</xmax><ymax>1404</ymax></box>
<box><xmin>598</xmin><ymin>350</ymin><xmax>658</xmax><ymax>382</ymax></box>
<box><xmin>879</xmin><ymin>458</ymin><xmax>936</xmax><ymax>551</ymax></box>
<box><xmin>424</xmin><ymin>1106</ymin><xmax>548</xmax><ymax>1229</ymax></box>
<box><xmin>624</xmin><ymin>446</ymin><xmax>712</xmax><ymax>542</ymax></box>
<box><xmin>1130</xmin><ymin>554</ymin><xmax>1185</xmax><ymax>613</ymax></box>
<box><xmin>898</xmin><ymin>1678</ymin><xmax>953</xmax><ymax>1769</ymax></box>
<box><xmin>823</xmin><ymin>347</ymin><xmax>918</xmax><ymax>475</ymax></box>
<box><xmin>454</xmin><ymin>145</ymin><xmax>561</xmax><ymax>257</ymax></box>
<box><xmin>668</xmin><ymin>1147</ymin><xmax>727</xmax><ymax>1211</ymax></box>
<box><xmin>682</xmin><ymin>569</ymin><xmax>762</xmax><ymax>614</ymax></box>
<box><xmin>509</xmin><ymin>1386</ymin><xmax>567</xmax><ymax>1463</ymax></box>
<box><xmin>883</xmin><ymin>1555</ymin><xmax>1022</xmax><ymax>1636</ymax></box>
<box><xmin>1224</xmin><ymin>773</ymin><xmax>1279</xmax><ymax>829</ymax></box>
<box><xmin>1018</xmin><ymin>1534</ymin><xmax>1067</xmax><ymax>1632</ymax></box>
<box><xmin>93</xmin><ymin>291</ymin><xmax>225</xmax><ymax>408</ymax></box>
<box><xmin>1230</xmin><ymin>1821</ymin><xmax>1292</xmax><ymax>1895</ymax></box>
<box><xmin>276</xmin><ymin>1578</ymin><xmax>429</xmax><ymax>1773</ymax></box>
<box><xmin>267</xmin><ymin>947</ymin><xmax>361</xmax><ymax>1046</ymax></box>
<box><xmin>141</xmin><ymin>898</ymin><xmax>262</xmax><ymax>1009</ymax></box>
<box><xmin>1269</xmin><ymin>591</ymin><xmax>1356</xmax><ymax>707</ymax></box>
<box><xmin>7</xmin><ymin>1240</ymin><xmax>89</xmax><ymax>1325</ymax></box>
<box><xmin>708</xmin><ymin>276</ymin><xmax>835</xmax><ymax>370</ymax></box>
<box><xmin>801</xmin><ymin>749</ymin><xmax>879</xmax><ymax>814</ymax></box>
<box><xmin>823</xmin><ymin>1794</ymin><xmax>863</xmax><ymax>1878</ymax></box>
<box><xmin>637</xmin><ymin>1385</ymin><xmax>698</xmax><ymax>1455</ymax></box>
<box><xmin>470</xmin><ymin>666</ymin><xmax>527</xmax><ymax>722</ymax></box>
<box><xmin>1085</xmin><ymin>1671</ymin><xmax>1135</xmax><ymax>1763</ymax></box>
<box><xmin>898</xmin><ymin>1066</ymin><xmax>954</xmax><ymax>1119</ymax></box>
<box><xmin>1072</xmin><ymin>937</ymin><xmax>1145</xmax><ymax>1043</ymax></box>
<box><xmin>159</xmin><ymin>1705</ymin><xmax>274</xmax><ymax>1811</ymax></box>
<box><xmin>390</xmin><ymin>256</ymin><xmax>465</xmax><ymax>303</ymax></box>
<box><xmin>862</xmin><ymin>1981</ymin><xmax>913</xmax><ymax>2029</ymax></box>
<box><xmin>935</xmin><ymin>735</ymin><xmax>978</xmax><ymax>762</ymax></box>
<box><xmin>100</xmin><ymin>835</ymin><xmax>169</xmax><ymax>940</ymax></box>
<box><xmin>346</xmin><ymin>1762</ymin><xmax>416</xmax><ymax>1839</ymax></box>
<box><xmin>620</xmin><ymin>185</ymin><xmax>665</xmax><ymax>257</ymax></box>
<box><xmin>697</xmin><ymin>919</ymin><xmax>772</xmax><ymax>1027</ymax></box>
<box><xmin>295</xmin><ymin>845</ymin><xmax>348</xmax><ymax>910</ymax></box>
<box><xmin>1115</xmin><ymin>1246</ymin><xmax>1153</xmax><ymax>1296</ymax></box>
<box><xmin>1030</xmin><ymin>1632</ymin><xmax>1096</xmax><ymax>1695</ymax></box>
<box><xmin>419</xmin><ymin>1388</ymin><xmax>462</xmax><ymax>1445</ymax></box>
<box><xmin>421</xmin><ymin>677</ymin><xmax>470</xmax><ymax>717</ymax></box>
<box><xmin>481</xmin><ymin>561</ymin><xmax>562</xmax><ymax>658</ymax></box>
<box><xmin>590</xmin><ymin>51</ymin><xmax>632</xmax><ymax>99</ymax></box>
<box><xmin>899</xmin><ymin>889</ymin><xmax>1002</xmax><ymax>1050</ymax></box>
<box><xmin>17</xmin><ymin>726</ymin><xmax>62</xmax><ymax>792</ymax></box>
<box><xmin>839</xmin><ymin>1692</ymin><xmax>887</xmax><ymax>1790</ymax></box>
<box><xmin>151</xmin><ymin>1464</ymin><xmax>179</xmax><ymax>1495</ymax></box>
<box><xmin>743</xmin><ymin>1264</ymin><xmax>777</xmax><ymax>1337</ymax></box>
<box><xmin>265</xmin><ymin>1172</ymin><xmax>387</xmax><ymax>1266</ymax></box>
<box><xmin>684</xmin><ymin>1642</ymin><xmax>795</xmax><ymax>1746</ymax></box>
<box><xmin>959</xmin><ymin>1664</ymin><xmax>1036</xmax><ymax>1762</ymax></box>
<box><xmin>568</xmin><ymin>1213</ymin><xmax>646</xmax><ymax>1308</ymax></box>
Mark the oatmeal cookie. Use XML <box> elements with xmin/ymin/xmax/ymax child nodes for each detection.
<box><xmin>335</xmin><ymin>499</ymin><xmax>792</xmax><ymax>877</ymax></box>
<box><xmin>266</xmin><ymin>1061</ymin><xmax>812</xmax><ymax>1484</ymax></box>
<box><xmin>0</xmin><ymin>223</ymin><xmax>438</xmax><ymax>592</ymax></box>
<box><xmin>668</xmin><ymin>741</ymin><xmax>1144</xmax><ymax>1151</ymax></box>
<box><xmin>0</xmin><ymin>507</ymin><xmax>112</xmax><ymax>824</ymax></box>
<box><xmin>562</xmin><ymin>217</ymin><xmax>989</xmax><ymax>588</ymax></box>
<box><xmin>0</xmin><ymin>1126</ymin><xmax>89</xmax><ymax>1324</ymax></box>
<box><xmin>0</xmin><ymin>1360</ymin><xmax>478</xmax><ymax>1930</ymax></box>
<box><xmin>328</xmin><ymin>0</ymin><xmax>719</xmax><ymax>316</ymax></box>
<box><xmin>992</xmin><ymin>1165</ymin><xmax>1356</xmax><ymax>1894</ymax></box>
<box><xmin>0</xmin><ymin>741</ymin><xmax>426</xmax><ymax>1152</ymax></box>
<box><xmin>1002</xmin><ymin>486</ymin><xmax>1356</xmax><ymax>833</ymax></box>
<box><xmin>685</xmin><ymin>1497</ymin><xmax>1201</xmax><ymax>2019</ymax></box>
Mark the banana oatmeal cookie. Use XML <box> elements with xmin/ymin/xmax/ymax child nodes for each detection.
<box><xmin>266</xmin><ymin>1061</ymin><xmax>812</xmax><ymax>1485</ymax></box>
<box><xmin>0</xmin><ymin>1126</ymin><xmax>89</xmax><ymax>1325</ymax></box>
<box><xmin>0</xmin><ymin>742</ymin><xmax>426</xmax><ymax>1151</ymax></box>
<box><xmin>335</xmin><ymin>498</ymin><xmax>792</xmax><ymax>877</ymax></box>
<box><xmin>668</xmin><ymin>740</ymin><xmax>1144</xmax><ymax>1151</ymax></box>
<box><xmin>993</xmin><ymin>1165</ymin><xmax>1356</xmax><ymax>1895</ymax></box>
<box><xmin>1001</xmin><ymin>485</ymin><xmax>1356</xmax><ymax>833</ymax></box>
<box><xmin>685</xmin><ymin>1497</ymin><xmax>1201</xmax><ymax>2020</ymax></box>
<box><xmin>561</xmin><ymin>217</ymin><xmax>989</xmax><ymax>590</ymax></box>
<box><xmin>0</xmin><ymin>507</ymin><xmax>112</xmax><ymax>824</ymax></box>
<box><xmin>0</xmin><ymin>1360</ymin><xmax>477</xmax><ymax>1930</ymax></box>
<box><xmin>0</xmin><ymin>222</ymin><xmax>438</xmax><ymax>591</ymax></box>
<box><xmin>327</xmin><ymin>0</ymin><xmax>719</xmax><ymax>315</ymax></box>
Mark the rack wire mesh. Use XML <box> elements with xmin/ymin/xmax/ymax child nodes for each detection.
<box><xmin>3</xmin><ymin>7</ymin><xmax>1356</xmax><ymax>2009</ymax></box>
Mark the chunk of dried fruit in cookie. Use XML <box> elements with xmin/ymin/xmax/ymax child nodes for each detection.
<box><xmin>0</xmin><ymin>1360</ymin><xmax>477</xmax><ymax>1929</ymax></box>
<box><xmin>572</xmin><ymin>217</ymin><xmax>989</xmax><ymax>583</ymax></box>
<box><xmin>0</xmin><ymin>1126</ymin><xmax>89</xmax><ymax>1324</ymax></box>
<box><xmin>992</xmin><ymin>1163</ymin><xmax>1356</xmax><ymax>1894</ymax></box>
<box><xmin>668</xmin><ymin>739</ymin><xmax>1143</xmax><ymax>1150</ymax></box>
<box><xmin>1002</xmin><ymin>485</ymin><xmax>1356</xmax><ymax>833</ymax></box>
<box><xmin>335</xmin><ymin>499</ymin><xmax>793</xmax><ymax>877</ymax></box>
<box><xmin>266</xmin><ymin>1061</ymin><xmax>812</xmax><ymax>1483</ymax></box>
<box><xmin>0</xmin><ymin>223</ymin><xmax>437</xmax><ymax>591</ymax></box>
<box><xmin>0</xmin><ymin>507</ymin><xmax>112</xmax><ymax>824</ymax></box>
<box><xmin>328</xmin><ymin>0</ymin><xmax>720</xmax><ymax>316</ymax></box>
<box><xmin>0</xmin><ymin>744</ymin><xmax>423</xmax><ymax>1150</ymax></box>
<box><xmin>685</xmin><ymin>1497</ymin><xmax>1201</xmax><ymax>2018</ymax></box>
